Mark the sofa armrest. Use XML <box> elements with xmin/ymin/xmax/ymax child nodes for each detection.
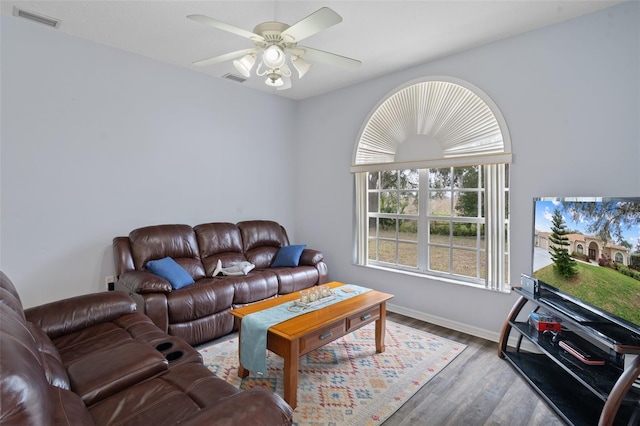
<box><xmin>25</xmin><ymin>292</ymin><xmax>137</xmax><ymax>339</ymax></box>
<box><xmin>118</xmin><ymin>270</ymin><xmax>172</xmax><ymax>294</ymax></box>
<box><xmin>181</xmin><ymin>387</ymin><xmax>293</xmax><ymax>426</ymax></box>
<box><xmin>299</xmin><ymin>248</ymin><xmax>324</xmax><ymax>266</ymax></box>
<box><xmin>50</xmin><ymin>387</ymin><xmax>96</xmax><ymax>426</ymax></box>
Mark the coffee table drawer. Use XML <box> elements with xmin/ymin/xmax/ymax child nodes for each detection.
<box><xmin>347</xmin><ymin>306</ymin><xmax>380</xmax><ymax>332</ymax></box>
<box><xmin>299</xmin><ymin>321</ymin><xmax>347</xmax><ymax>354</ymax></box>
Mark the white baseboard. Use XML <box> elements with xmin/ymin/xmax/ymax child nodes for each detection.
<box><xmin>387</xmin><ymin>303</ymin><xmax>539</xmax><ymax>353</ymax></box>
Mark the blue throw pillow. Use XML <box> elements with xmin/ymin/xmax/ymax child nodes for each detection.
<box><xmin>146</xmin><ymin>257</ymin><xmax>194</xmax><ymax>290</ymax></box>
<box><xmin>271</xmin><ymin>244</ymin><xmax>307</xmax><ymax>268</ymax></box>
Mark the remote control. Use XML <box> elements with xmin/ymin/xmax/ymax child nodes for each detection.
<box><xmin>558</xmin><ymin>340</ymin><xmax>605</xmax><ymax>365</ymax></box>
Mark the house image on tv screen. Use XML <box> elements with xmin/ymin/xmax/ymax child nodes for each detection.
<box><xmin>535</xmin><ymin>230</ymin><xmax>631</xmax><ymax>266</ymax></box>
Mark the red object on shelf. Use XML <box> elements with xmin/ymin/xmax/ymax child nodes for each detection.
<box><xmin>529</xmin><ymin>316</ymin><xmax>562</xmax><ymax>332</ymax></box>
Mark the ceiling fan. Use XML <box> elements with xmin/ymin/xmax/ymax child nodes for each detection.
<box><xmin>187</xmin><ymin>7</ymin><xmax>361</xmax><ymax>91</ymax></box>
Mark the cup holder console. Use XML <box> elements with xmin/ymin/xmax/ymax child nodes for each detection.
<box><xmin>165</xmin><ymin>351</ymin><xmax>184</xmax><ymax>362</ymax></box>
<box><xmin>155</xmin><ymin>342</ymin><xmax>174</xmax><ymax>352</ymax></box>
<box><xmin>154</xmin><ymin>340</ymin><xmax>196</xmax><ymax>365</ymax></box>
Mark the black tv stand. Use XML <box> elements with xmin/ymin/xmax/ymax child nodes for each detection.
<box><xmin>499</xmin><ymin>282</ymin><xmax>640</xmax><ymax>425</ymax></box>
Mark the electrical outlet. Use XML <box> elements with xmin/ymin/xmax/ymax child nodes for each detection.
<box><xmin>105</xmin><ymin>275</ymin><xmax>115</xmax><ymax>291</ymax></box>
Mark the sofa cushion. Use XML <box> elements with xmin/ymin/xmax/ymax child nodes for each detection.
<box><xmin>146</xmin><ymin>257</ymin><xmax>195</xmax><ymax>290</ymax></box>
<box><xmin>271</xmin><ymin>266</ymin><xmax>320</xmax><ymax>295</ymax></box>
<box><xmin>166</xmin><ymin>279</ymin><xmax>235</xmax><ymax>324</ymax></box>
<box><xmin>271</xmin><ymin>244</ymin><xmax>307</xmax><ymax>267</ymax></box>
<box><xmin>67</xmin><ymin>341</ymin><xmax>168</xmax><ymax>406</ymax></box>
<box><xmin>87</xmin><ymin>363</ymin><xmax>240</xmax><ymax>425</ymax></box>
<box><xmin>180</xmin><ymin>387</ymin><xmax>293</xmax><ymax>426</ymax></box>
<box><xmin>194</xmin><ymin>222</ymin><xmax>249</xmax><ymax>276</ymax></box>
<box><xmin>244</xmin><ymin>246</ymin><xmax>279</xmax><ymax>269</ymax></box>
<box><xmin>129</xmin><ymin>224</ymin><xmax>206</xmax><ymax>280</ymax></box>
<box><xmin>51</xmin><ymin>312</ymin><xmax>168</xmax><ymax>367</ymax></box>
<box><xmin>238</xmin><ymin>220</ymin><xmax>289</xmax><ymax>251</ymax></box>
<box><xmin>224</xmin><ymin>272</ymin><xmax>279</xmax><ymax>305</ymax></box>
<box><xmin>168</xmin><ymin>311</ymin><xmax>235</xmax><ymax>346</ymax></box>
<box><xmin>91</xmin><ymin>362</ymin><xmax>293</xmax><ymax>425</ymax></box>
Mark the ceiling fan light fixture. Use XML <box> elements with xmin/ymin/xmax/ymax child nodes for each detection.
<box><xmin>265</xmin><ymin>72</ymin><xmax>284</xmax><ymax>87</ymax></box>
<box><xmin>188</xmin><ymin>8</ymin><xmax>361</xmax><ymax>92</ymax></box>
<box><xmin>263</xmin><ymin>45</ymin><xmax>286</xmax><ymax>69</ymax></box>
<box><xmin>291</xmin><ymin>56</ymin><xmax>312</xmax><ymax>79</ymax></box>
<box><xmin>233</xmin><ymin>53</ymin><xmax>256</xmax><ymax>77</ymax></box>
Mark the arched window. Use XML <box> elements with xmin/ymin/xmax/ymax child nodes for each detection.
<box><xmin>615</xmin><ymin>252</ymin><xmax>623</xmax><ymax>263</ymax></box>
<box><xmin>577</xmin><ymin>244</ymin><xmax>584</xmax><ymax>255</ymax></box>
<box><xmin>352</xmin><ymin>77</ymin><xmax>512</xmax><ymax>292</ymax></box>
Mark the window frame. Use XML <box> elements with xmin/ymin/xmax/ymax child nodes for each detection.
<box><xmin>363</xmin><ymin>164</ymin><xmax>510</xmax><ymax>291</ymax></box>
<box><xmin>352</xmin><ymin>77</ymin><xmax>512</xmax><ymax>292</ymax></box>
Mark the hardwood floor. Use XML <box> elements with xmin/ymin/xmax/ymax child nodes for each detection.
<box><xmin>383</xmin><ymin>312</ymin><xmax>565</xmax><ymax>426</ymax></box>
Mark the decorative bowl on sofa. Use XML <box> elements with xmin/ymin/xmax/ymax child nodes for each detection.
<box><xmin>113</xmin><ymin>220</ymin><xmax>328</xmax><ymax>345</ymax></box>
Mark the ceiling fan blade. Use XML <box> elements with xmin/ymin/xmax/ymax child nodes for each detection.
<box><xmin>300</xmin><ymin>47</ymin><xmax>362</xmax><ymax>71</ymax></box>
<box><xmin>192</xmin><ymin>49</ymin><xmax>254</xmax><ymax>67</ymax></box>
<box><xmin>187</xmin><ymin>14</ymin><xmax>264</xmax><ymax>42</ymax></box>
<box><xmin>281</xmin><ymin>7</ymin><xmax>342</xmax><ymax>43</ymax></box>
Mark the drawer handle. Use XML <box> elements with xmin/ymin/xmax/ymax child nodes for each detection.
<box><xmin>319</xmin><ymin>331</ymin><xmax>333</xmax><ymax>340</ymax></box>
<box><xmin>361</xmin><ymin>313</ymin><xmax>372</xmax><ymax>321</ymax></box>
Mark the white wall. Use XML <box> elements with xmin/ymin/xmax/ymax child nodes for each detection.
<box><xmin>1</xmin><ymin>16</ymin><xmax>296</xmax><ymax>306</ymax></box>
<box><xmin>294</xmin><ymin>2</ymin><xmax>640</xmax><ymax>340</ymax></box>
<box><xmin>1</xmin><ymin>3</ymin><xmax>638</xmax><ymax>341</ymax></box>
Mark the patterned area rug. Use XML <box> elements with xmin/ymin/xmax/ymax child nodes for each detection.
<box><xmin>199</xmin><ymin>320</ymin><xmax>466</xmax><ymax>426</ymax></box>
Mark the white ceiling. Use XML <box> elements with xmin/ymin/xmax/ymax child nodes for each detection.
<box><xmin>1</xmin><ymin>1</ymin><xmax>623</xmax><ymax>100</ymax></box>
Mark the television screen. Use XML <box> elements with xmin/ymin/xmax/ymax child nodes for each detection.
<box><xmin>532</xmin><ymin>197</ymin><xmax>640</xmax><ymax>335</ymax></box>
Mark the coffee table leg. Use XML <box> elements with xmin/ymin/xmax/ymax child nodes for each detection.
<box><xmin>236</xmin><ymin>320</ymin><xmax>249</xmax><ymax>378</ymax></box>
<box><xmin>375</xmin><ymin>302</ymin><xmax>387</xmax><ymax>353</ymax></box>
<box><xmin>238</xmin><ymin>362</ymin><xmax>249</xmax><ymax>378</ymax></box>
<box><xmin>283</xmin><ymin>339</ymin><xmax>299</xmax><ymax>410</ymax></box>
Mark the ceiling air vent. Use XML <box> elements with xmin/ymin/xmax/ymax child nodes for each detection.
<box><xmin>13</xmin><ymin>7</ymin><xmax>60</xmax><ymax>28</ymax></box>
<box><xmin>222</xmin><ymin>73</ymin><xmax>246</xmax><ymax>84</ymax></box>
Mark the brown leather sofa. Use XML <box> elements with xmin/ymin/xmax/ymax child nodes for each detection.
<box><xmin>113</xmin><ymin>220</ymin><xmax>328</xmax><ymax>345</ymax></box>
<box><xmin>0</xmin><ymin>271</ymin><xmax>293</xmax><ymax>425</ymax></box>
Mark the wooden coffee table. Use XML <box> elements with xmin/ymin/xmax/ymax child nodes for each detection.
<box><xmin>229</xmin><ymin>281</ymin><xmax>393</xmax><ymax>409</ymax></box>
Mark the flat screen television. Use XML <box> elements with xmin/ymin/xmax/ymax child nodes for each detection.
<box><xmin>531</xmin><ymin>196</ymin><xmax>640</xmax><ymax>344</ymax></box>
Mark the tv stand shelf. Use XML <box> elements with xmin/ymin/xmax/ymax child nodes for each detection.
<box><xmin>499</xmin><ymin>287</ymin><xmax>640</xmax><ymax>426</ymax></box>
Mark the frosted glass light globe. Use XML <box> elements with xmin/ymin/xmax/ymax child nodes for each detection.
<box><xmin>263</xmin><ymin>45</ymin><xmax>286</xmax><ymax>69</ymax></box>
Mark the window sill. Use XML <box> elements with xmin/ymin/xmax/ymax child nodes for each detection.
<box><xmin>354</xmin><ymin>262</ymin><xmax>512</xmax><ymax>294</ymax></box>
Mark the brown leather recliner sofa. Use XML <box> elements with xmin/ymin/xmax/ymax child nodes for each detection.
<box><xmin>113</xmin><ymin>220</ymin><xmax>328</xmax><ymax>346</ymax></box>
<box><xmin>0</xmin><ymin>271</ymin><xmax>293</xmax><ymax>425</ymax></box>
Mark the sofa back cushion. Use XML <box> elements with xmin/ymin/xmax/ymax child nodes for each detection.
<box><xmin>129</xmin><ymin>225</ymin><xmax>205</xmax><ymax>280</ymax></box>
<box><xmin>237</xmin><ymin>221</ymin><xmax>290</xmax><ymax>269</ymax></box>
<box><xmin>27</xmin><ymin>323</ymin><xmax>71</xmax><ymax>389</ymax></box>
<box><xmin>0</xmin><ymin>303</ymin><xmax>55</xmax><ymax>424</ymax></box>
<box><xmin>0</xmin><ymin>270</ymin><xmax>25</xmax><ymax>321</ymax></box>
<box><xmin>194</xmin><ymin>222</ymin><xmax>248</xmax><ymax>276</ymax></box>
<box><xmin>1</xmin><ymin>271</ymin><xmax>71</xmax><ymax>391</ymax></box>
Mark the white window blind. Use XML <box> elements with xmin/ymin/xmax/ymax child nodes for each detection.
<box><xmin>351</xmin><ymin>77</ymin><xmax>511</xmax><ymax>173</ymax></box>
